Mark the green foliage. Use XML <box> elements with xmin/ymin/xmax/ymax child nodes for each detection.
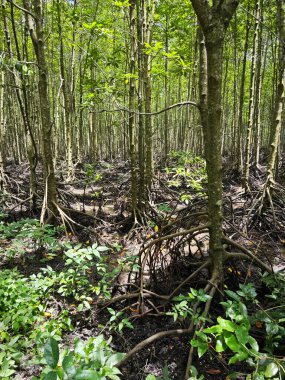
<box><xmin>0</xmin><ymin>219</ymin><xmax>61</xmax><ymax>261</ymax></box>
<box><xmin>0</xmin><ymin>269</ymin><xmax>43</xmax><ymax>333</ymax></box>
<box><xmin>84</xmin><ymin>164</ymin><xmax>102</xmax><ymax>183</ymax></box>
<box><xmin>0</xmin><ymin>269</ymin><xmax>72</xmax><ymax>379</ymax></box>
<box><xmin>107</xmin><ymin>308</ymin><xmax>134</xmax><ymax>333</ymax></box>
<box><xmin>190</xmin><ymin>283</ymin><xmax>285</xmax><ymax>379</ymax></box>
<box><xmin>164</xmin><ymin>151</ymin><xmax>207</xmax><ymax>199</ymax></box>
<box><xmin>167</xmin><ymin>288</ymin><xmax>212</xmax><ymax>323</ymax></box>
<box><xmin>36</xmin><ymin>336</ymin><xmax>124</xmax><ymax>380</ymax></box>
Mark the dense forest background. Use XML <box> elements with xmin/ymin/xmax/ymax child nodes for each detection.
<box><xmin>1</xmin><ymin>0</ymin><xmax>285</xmax><ymax>379</ymax></box>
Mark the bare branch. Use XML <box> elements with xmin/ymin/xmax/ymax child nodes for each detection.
<box><xmin>6</xmin><ymin>0</ymin><xmax>36</xmax><ymax>19</ymax></box>
<box><xmin>99</xmin><ymin>101</ymin><xmax>199</xmax><ymax>116</ymax></box>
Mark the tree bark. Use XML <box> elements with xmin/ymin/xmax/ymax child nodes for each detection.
<box><xmin>24</xmin><ymin>0</ymin><xmax>58</xmax><ymax>220</ymax></box>
<box><xmin>191</xmin><ymin>0</ymin><xmax>239</xmax><ymax>282</ymax></box>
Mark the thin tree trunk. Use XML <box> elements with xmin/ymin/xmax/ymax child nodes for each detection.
<box><xmin>244</xmin><ymin>0</ymin><xmax>261</xmax><ymax>190</ymax></box>
<box><xmin>24</xmin><ymin>0</ymin><xmax>58</xmax><ymax>220</ymax></box>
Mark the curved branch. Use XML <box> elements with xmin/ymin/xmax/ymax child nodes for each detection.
<box><xmin>7</xmin><ymin>0</ymin><xmax>36</xmax><ymax>19</ymax></box>
<box><xmin>99</xmin><ymin>101</ymin><xmax>200</xmax><ymax>116</ymax></box>
<box><xmin>117</xmin><ymin>327</ymin><xmax>191</xmax><ymax>368</ymax></box>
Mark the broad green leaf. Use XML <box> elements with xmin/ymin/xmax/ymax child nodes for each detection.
<box><xmin>75</xmin><ymin>369</ymin><xmax>101</xmax><ymax>379</ymax></box>
<box><xmin>204</xmin><ymin>325</ymin><xmax>222</xmax><ymax>334</ymax></box>
<box><xmin>235</xmin><ymin>325</ymin><xmax>249</xmax><ymax>345</ymax></box>
<box><xmin>264</xmin><ymin>362</ymin><xmax>279</xmax><ymax>378</ymax></box>
<box><xmin>106</xmin><ymin>353</ymin><xmax>125</xmax><ymax>367</ymax></box>
<box><xmin>224</xmin><ymin>334</ymin><xmax>240</xmax><ymax>352</ymax></box>
<box><xmin>56</xmin><ymin>366</ymin><xmax>65</xmax><ymax>380</ymax></box>
<box><xmin>248</xmin><ymin>336</ymin><xmax>259</xmax><ymax>353</ymax></box>
<box><xmin>217</xmin><ymin>317</ymin><xmax>236</xmax><ymax>332</ymax></box>
<box><xmin>224</xmin><ymin>290</ymin><xmax>241</xmax><ymax>301</ymax></box>
<box><xmin>43</xmin><ymin>371</ymin><xmax>57</xmax><ymax>380</ymax></box>
<box><xmin>97</xmin><ymin>246</ymin><xmax>109</xmax><ymax>252</ymax></box>
<box><xmin>62</xmin><ymin>352</ymin><xmax>76</xmax><ymax>376</ymax></box>
<box><xmin>215</xmin><ymin>338</ymin><xmax>226</xmax><ymax>352</ymax></box>
<box><xmin>146</xmin><ymin>375</ymin><xmax>156</xmax><ymax>380</ymax></box>
<box><xmin>197</xmin><ymin>342</ymin><xmax>208</xmax><ymax>358</ymax></box>
<box><xmin>0</xmin><ymin>368</ymin><xmax>15</xmax><ymax>377</ymax></box>
<box><xmin>44</xmin><ymin>338</ymin><xmax>59</xmax><ymax>369</ymax></box>
<box><xmin>228</xmin><ymin>351</ymin><xmax>248</xmax><ymax>364</ymax></box>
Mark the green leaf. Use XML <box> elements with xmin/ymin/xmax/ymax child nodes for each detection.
<box><xmin>106</xmin><ymin>353</ymin><xmax>125</xmax><ymax>367</ymax></box>
<box><xmin>235</xmin><ymin>325</ymin><xmax>249</xmax><ymax>345</ymax></box>
<box><xmin>224</xmin><ymin>334</ymin><xmax>240</xmax><ymax>352</ymax></box>
<box><xmin>15</xmin><ymin>62</ymin><xmax>23</xmax><ymax>72</ymax></box>
<box><xmin>0</xmin><ymin>368</ymin><xmax>15</xmax><ymax>377</ymax></box>
<box><xmin>43</xmin><ymin>371</ymin><xmax>57</xmax><ymax>380</ymax></box>
<box><xmin>264</xmin><ymin>362</ymin><xmax>279</xmax><ymax>378</ymax></box>
<box><xmin>97</xmin><ymin>246</ymin><xmax>109</xmax><ymax>252</ymax></box>
<box><xmin>228</xmin><ymin>351</ymin><xmax>248</xmax><ymax>365</ymax></box>
<box><xmin>215</xmin><ymin>338</ymin><xmax>226</xmax><ymax>352</ymax></box>
<box><xmin>204</xmin><ymin>325</ymin><xmax>222</xmax><ymax>334</ymax></box>
<box><xmin>56</xmin><ymin>366</ymin><xmax>65</xmax><ymax>380</ymax></box>
<box><xmin>44</xmin><ymin>338</ymin><xmax>59</xmax><ymax>369</ymax></box>
<box><xmin>217</xmin><ymin>317</ymin><xmax>236</xmax><ymax>332</ymax></box>
<box><xmin>224</xmin><ymin>290</ymin><xmax>241</xmax><ymax>301</ymax></box>
<box><xmin>75</xmin><ymin>369</ymin><xmax>101</xmax><ymax>379</ymax></box>
<box><xmin>146</xmin><ymin>375</ymin><xmax>156</xmax><ymax>380</ymax></box>
<box><xmin>197</xmin><ymin>342</ymin><xmax>208</xmax><ymax>358</ymax></box>
<box><xmin>62</xmin><ymin>353</ymin><xmax>76</xmax><ymax>376</ymax></box>
<box><xmin>248</xmin><ymin>336</ymin><xmax>259</xmax><ymax>353</ymax></box>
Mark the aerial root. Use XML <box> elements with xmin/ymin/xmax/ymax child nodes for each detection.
<box><xmin>113</xmin><ymin>234</ymin><xmax>272</xmax><ymax>375</ymax></box>
<box><xmin>248</xmin><ymin>177</ymin><xmax>285</xmax><ymax>224</ymax></box>
<box><xmin>223</xmin><ymin>235</ymin><xmax>272</xmax><ymax>273</ymax></box>
<box><xmin>115</xmin><ymin>275</ymin><xmax>218</xmax><ymax>373</ymax></box>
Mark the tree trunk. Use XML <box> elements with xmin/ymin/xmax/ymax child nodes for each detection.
<box><xmin>191</xmin><ymin>0</ymin><xmax>239</xmax><ymax>282</ymax></box>
<box><xmin>266</xmin><ymin>0</ymin><xmax>284</xmax><ymax>183</ymax></box>
<box><xmin>244</xmin><ymin>0</ymin><xmax>261</xmax><ymax>190</ymax></box>
<box><xmin>24</xmin><ymin>0</ymin><xmax>58</xmax><ymax>220</ymax></box>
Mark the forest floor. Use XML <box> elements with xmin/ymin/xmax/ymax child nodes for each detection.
<box><xmin>1</xmin><ymin>154</ymin><xmax>285</xmax><ymax>380</ymax></box>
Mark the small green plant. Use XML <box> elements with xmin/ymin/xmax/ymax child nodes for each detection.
<box><xmin>107</xmin><ymin>308</ymin><xmax>134</xmax><ymax>333</ymax></box>
<box><xmin>167</xmin><ymin>288</ymin><xmax>212</xmax><ymax>323</ymax></box>
<box><xmin>84</xmin><ymin>164</ymin><xmax>102</xmax><ymax>183</ymax></box>
<box><xmin>35</xmin><ymin>336</ymin><xmax>124</xmax><ymax>379</ymax></box>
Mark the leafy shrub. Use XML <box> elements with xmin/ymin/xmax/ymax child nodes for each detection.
<box><xmin>0</xmin><ymin>219</ymin><xmax>61</xmax><ymax>261</ymax></box>
<box><xmin>34</xmin><ymin>336</ymin><xmax>124</xmax><ymax>380</ymax></box>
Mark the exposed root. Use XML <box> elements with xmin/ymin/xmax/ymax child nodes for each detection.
<box><xmin>223</xmin><ymin>235</ymin><xmax>272</xmax><ymax>273</ymax></box>
<box><xmin>117</xmin><ymin>327</ymin><xmax>192</xmax><ymax>369</ymax></box>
